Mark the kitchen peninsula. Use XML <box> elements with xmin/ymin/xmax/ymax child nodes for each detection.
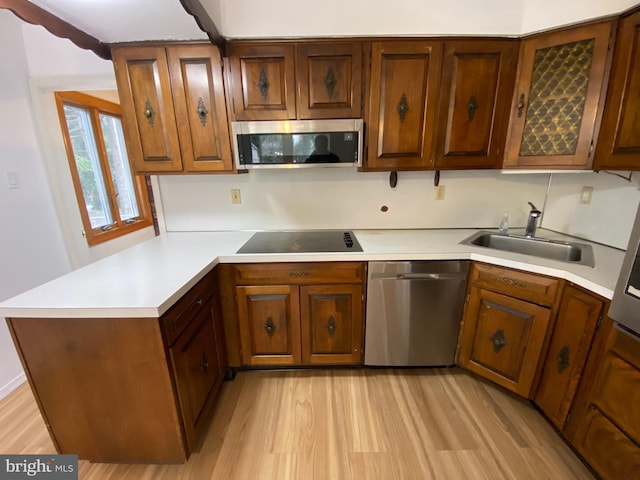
<box><xmin>0</xmin><ymin>228</ymin><xmax>624</xmax><ymax>463</ymax></box>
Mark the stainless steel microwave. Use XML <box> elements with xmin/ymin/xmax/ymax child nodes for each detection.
<box><xmin>610</xmin><ymin>202</ymin><xmax>640</xmax><ymax>335</ymax></box>
<box><xmin>231</xmin><ymin>119</ymin><xmax>363</xmax><ymax>169</ymax></box>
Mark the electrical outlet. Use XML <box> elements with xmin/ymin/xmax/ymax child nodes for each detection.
<box><xmin>580</xmin><ymin>186</ymin><xmax>593</xmax><ymax>204</ymax></box>
<box><xmin>435</xmin><ymin>185</ymin><xmax>445</xmax><ymax>201</ymax></box>
<box><xmin>231</xmin><ymin>189</ymin><xmax>241</xmax><ymax>205</ymax></box>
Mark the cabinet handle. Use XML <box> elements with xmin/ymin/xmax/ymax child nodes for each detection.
<box><xmin>497</xmin><ymin>276</ymin><xmax>527</xmax><ymax>288</ymax></box>
<box><xmin>143</xmin><ymin>99</ymin><xmax>156</xmax><ymax>126</ymax></box>
<box><xmin>200</xmin><ymin>350</ymin><xmax>209</xmax><ymax>375</ymax></box>
<box><xmin>324</xmin><ymin>67</ymin><xmax>337</xmax><ymax>99</ymax></box>
<box><xmin>257</xmin><ymin>68</ymin><xmax>270</xmax><ymax>101</ymax></box>
<box><xmin>491</xmin><ymin>328</ymin><xmax>507</xmax><ymax>353</ymax></box>
<box><xmin>557</xmin><ymin>345</ymin><xmax>570</xmax><ymax>373</ymax></box>
<box><xmin>467</xmin><ymin>95</ymin><xmax>478</xmax><ymax>121</ymax></box>
<box><xmin>397</xmin><ymin>93</ymin><xmax>409</xmax><ymax>123</ymax></box>
<box><xmin>191</xmin><ymin>297</ymin><xmax>204</xmax><ymax>311</ymax></box>
<box><xmin>327</xmin><ymin>315</ymin><xmax>336</xmax><ymax>336</ymax></box>
<box><xmin>517</xmin><ymin>93</ymin><xmax>526</xmax><ymax>118</ymax></box>
<box><xmin>196</xmin><ymin>97</ymin><xmax>208</xmax><ymax>127</ymax></box>
<box><xmin>264</xmin><ymin>316</ymin><xmax>275</xmax><ymax>337</ymax></box>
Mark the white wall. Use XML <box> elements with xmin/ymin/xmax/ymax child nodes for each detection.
<box><xmin>216</xmin><ymin>0</ymin><xmax>639</xmax><ymax>38</ymax></box>
<box><xmin>0</xmin><ymin>11</ymin><xmax>72</xmax><ymax>398</ymax></box>
<box><xmin>159</xmin><ymin>170</ymin><xmax>550</xmax><ymax>231</ymax></box>
<box><xmin>521</xmin><ymin>0</ymin><xmax>639</xmax><ymax>34</ymax></box>
<box><xmin>0</xmin><ymin>16</ymin><xmax>157</xmax><ymax>399</ymax></box>
<box><xmin>22</xmin><ymin>23</ymin><xmax>156</xmax><ymax>269</ymax></box>
<box><xmin>544</xmin><ymin>172</ymin><xmax>640</xmax><ymax>250</ymax></box>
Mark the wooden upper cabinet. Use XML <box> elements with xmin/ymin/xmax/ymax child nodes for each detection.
<box><xmin>297</xmin><ymin>42</ymin><xmax>363</xmax><ymax>119</ymax></box>
<box><xmin>227</xmin><ymin>43</ymin><xmax>297</xmax><ymax>120</ymax></box>
<box><xmin>594</xmin><ymin>8</ymin><xmax>640</xmax><ymax>170</ymax></box>
<box><xmin>227</xmin><ymin>41</ymin><xmax>363</xmax><ymax>120</ymax></box>
<box><xmin>113</xmin><ymin>46</ymin><xmax>182</xmax><ymax>172</ymax></box>
<box><xmin>112</xmin><ymin>44</ymin><xmax>233</xmax><ymax>174</ymax></box>
<box><xmin>503</xmin><ymin>21</ymin><xmax>613</xmax><ymax>169</ymax></box>
<box><xmin>434</xmin><ymin>40</ymin><xmax>518</xmax><ymax>169</ymax></box>
<box><xmin>366</xmin><ymin>41</ymin><xmax>443</xmax><ymax>171</ymax></box>
<box><xmin>167</xmin><ymin>45</ymin><xmax>233</xmax><ymax>172</ymax></box>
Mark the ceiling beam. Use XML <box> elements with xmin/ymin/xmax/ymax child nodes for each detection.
<box><xmin>0</xmin><ymin>0</ymin><xmax>110</xmax><ymax>60</ymax></box>
<box><xmin>179</xmin><ymin>0</ymin><xmax>225</xmax><ymax>53</ymax></box>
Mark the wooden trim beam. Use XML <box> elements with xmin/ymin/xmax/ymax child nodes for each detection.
<box><xmin>179</xmin><ymin>0</ymin><xmax>225</xmax><ymax>54</ymax></box>
<box><xmin>0</xmin><ymin>0</ymin><xmax>110</xmax><ymax>60</ymax></box>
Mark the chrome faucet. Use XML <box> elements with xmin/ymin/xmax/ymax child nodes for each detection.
<box><xmin>525</xmin><ymin>202</ymin><xmax>542</xmax><ymax>237</ymax></box>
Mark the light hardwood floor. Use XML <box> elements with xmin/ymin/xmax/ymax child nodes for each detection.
<box><xmin>0</xmin><ymin>368</ymin><xmax>594</xmax><ymax>479</ymax></box>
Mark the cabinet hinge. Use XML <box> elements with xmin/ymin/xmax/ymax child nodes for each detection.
<box><xmin>361</xmin><ymin>293</ymin><xmax>365</xmax><ymax>302</ymax></box>
<box><xmin>231</xmin><ymin>97</ymin><xmax>236</xmax><ymax>114</ymax></box>
<box><xmin>596</xmin><ymin>314</ymin><xmax>604</xmax><ymax>330</ymax></box>
<box><xmin>588</xmin><ymin>139</ymin><xmax>594</xmax><ymax>157</ymax></box>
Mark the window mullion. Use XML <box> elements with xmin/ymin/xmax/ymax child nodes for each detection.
<box><xmin>91</xmin><ymin>107</ymin><xmax>123</xmax><ymax>227</ymax></box>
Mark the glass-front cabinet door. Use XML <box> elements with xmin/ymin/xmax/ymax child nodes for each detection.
<box><xmin>503</xmin><ymin>21</ymin><xmax>613</xmax><ymax>169</ymax></box>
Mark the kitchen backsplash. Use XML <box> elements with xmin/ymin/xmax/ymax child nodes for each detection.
<box><xmin>155</xmin><ymin>169</ymin><xmax>634</xmax><ymax>249</ymax></box>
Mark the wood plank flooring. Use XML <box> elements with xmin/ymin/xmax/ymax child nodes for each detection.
<box><xmin>0</xmin><ymin>368</ymin><xmax>594</xmax><ymax>479</ymax></box>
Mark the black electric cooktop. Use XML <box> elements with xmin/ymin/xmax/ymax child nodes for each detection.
<box><xmin>236</xmin><ymin>230</ymin><xmax>363</xmax><ymax>254</ymax></box>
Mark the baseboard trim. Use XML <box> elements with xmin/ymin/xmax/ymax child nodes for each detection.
<box><xmin>0</xmin><ymin>373</ymin><xmax>26</xmax><ymax>400</ymax></box>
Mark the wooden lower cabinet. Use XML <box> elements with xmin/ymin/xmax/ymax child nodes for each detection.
<box><xmin>457</xmin><ymin>263</ymin><xmax>559</xmax><ymax>398</ymax></box>
<box><xmin>232</xmin><ymin>262</ymin><xmax>365</xmax><ymax>366</ymax></box>
<box><xmin>236</xmin><ymin>285</ymin><xmax>302</xmax><ymax>365</ymax></box>
<box><xmin>169</xmin><ymin>298</ymin><xmax>224</xmax><ymax>452</ymax></box>
<box><xmin>300</xmin><ymin>284</ymin><xmax>363</xmax><ymax>364</ymax></box>
<box><xmin>534</xmin><ymin>284</ymin><xmax>604</xmax><ymax>429</ymax></box>
<box><xmin>6</xmin><ymin>268</ymin><xmax>226</xmax><ymax>463</ymax></box>
<box><xmin>458</xmin><ymin>287</ymin><xmax>551</xmax><ymax>397</ymax></box>
<box><xmin>565</xmin><ymin>318</ymin><xmax>640</xmax><ymax>480</ymax></box>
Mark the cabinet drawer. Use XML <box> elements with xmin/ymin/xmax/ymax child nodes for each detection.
<box><xmin>233</xmin><ymin>262</ymin><xmax>365</xmax><ymax>285</ymax></box>
<box><xmin>162</xmin><ymin>271</ymin><xmax>215</xmax><ymax>345</ymax></box>
<box><xmin>470</xmin><ymin>263</ymin><xmax>560</xmax><ymax>306</ymax></box>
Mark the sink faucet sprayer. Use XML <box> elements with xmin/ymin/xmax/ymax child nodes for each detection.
<box><xmin>525</xmin><ymin>202</ymin><xmax>542</xmax><ymax>237</ymax></box>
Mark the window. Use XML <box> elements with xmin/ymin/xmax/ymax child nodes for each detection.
<box><xmin>55</xmin><ymin>91</ymin><xmax>153</xmax><ymax>246</ymax></box>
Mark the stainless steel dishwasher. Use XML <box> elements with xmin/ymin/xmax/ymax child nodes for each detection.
<box><xmin>364</xmin><ymin>261</ymin><xmax>470</xmax><ymax>366</ymax></box>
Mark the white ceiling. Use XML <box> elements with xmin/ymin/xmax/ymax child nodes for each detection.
<box><xmin>30</xmin><ymin>0</ymin><xmax>207</xmax><ymax>43</ymax></box>
<box><xmin>22</xmin><ymin>0</ymin><xmax>640</xmax><ymax>43</ymax></box>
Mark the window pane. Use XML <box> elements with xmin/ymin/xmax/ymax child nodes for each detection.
<box><xmin>63</xmin><ymin>105</ymin><xmax>113</xmax><ymax>229</ymax></box>
<box><xmin>99</xmin><ymin>113</ymin><xmax>140</xmax><ymax>221</ymax></box>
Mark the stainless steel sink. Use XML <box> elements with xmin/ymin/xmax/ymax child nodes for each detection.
<box><xmin>461</xmin><ymin>231</ymin><xmax>595</xmax><ymax>267</ymax></box>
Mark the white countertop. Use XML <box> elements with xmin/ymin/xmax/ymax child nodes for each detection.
<box><xmin>0</xmin><ymin>228</ymin><xmax>625</xmax><ymax>319</ymax></box>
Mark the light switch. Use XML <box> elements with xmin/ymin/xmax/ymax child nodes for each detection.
<box><xmin>231</xmin><ymin>189</ymin><xmax>241</xmax><ymax>205</ymax></box>
<box><xmin>6</xmin><ymin>171</ymin><xmax>20</xmax><ymax>189</ymax></box>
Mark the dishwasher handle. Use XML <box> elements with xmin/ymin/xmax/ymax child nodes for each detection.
<box><xmin>394</xmin><ymin>273</ymin><xmax>468</xmax><ymax>281</ymax></box>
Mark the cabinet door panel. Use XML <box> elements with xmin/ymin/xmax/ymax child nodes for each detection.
<box><xmin>112</xmin><ymin>47</ymin><xmax>182</xmax><ymax>172</ymax></box>
<box><xmin>435</xmin><ymin>40</ymin><xmax>517</xmax><ymax>169</ymax></box>
<box><xmin>300</xmin><ymin>284</ymin><xmax>363</xmax><ymax>364</ymax></box>
<box><xmin>297</xmin><ymin>42</ymin><xmax>363</xmax><ymax>119</ymax></box>
<box><xmin>504</xmin><ymin>21</ymin><xmax>612</xmax><ymax>168</ymax></box>
<box><xmin>367</xmin><ymin>41</ymin><xmax>442</xmax><ymax>170</ymax></box>
<box><xmin>170</xmin><ymin>302</ymin><xmax>222</xmax><ymax>450</ymax></box>
<box><xmin>595</xmin><ymin>10</ymin><xmax>640</xmax><ymax>170</ymax></box>
<box><xmin>228</xmin><ymin>44</ymin><xmax>296</xmax><ymax>120</ymax></box>
<box><xmin>458</xmin><ymin>288</ymin><xmax>550</xmax><ymax>397</ymax></box>
<box><xmin>167</xmin><ymin>45</ymin><xmax>233</xmax><ymax>172</ymax></box>
<box><xmin>567</xmin><ymin>321</ymin><xmax>640</xmax><ymax>479</ymax></box>
<box><xmin>534</xmin><ymin>285</ymin><xmax>603</xmax><ymax>429</ymax></box>
<box><xmin>236</xmin><ymin>285</ymin><xmax>301</xmax><ymax>365</ymax></box>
